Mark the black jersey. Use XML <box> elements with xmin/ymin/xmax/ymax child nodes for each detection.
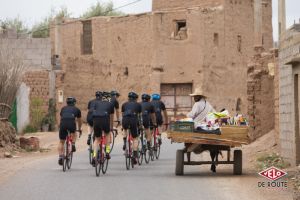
<box><xmin>92</xmin><ymin>100</ymin><xmax>114</xmax><ymax>118</ymax></box>
<box><xmin>121</xmin><ymin>101</ymin><xmax>142</xmax><ymax>118</ymax></box>
<box><xmin>151</xmin><ymin>100</ymin><xmax>166</xmax><ymax>125</ymax></box>
<box><xmin>60</xmin><ymin>105</ymin><xmax>81</xmax><ymax>121</ymax></box>
<box><xmin>140</xmin><ymin>101</ymin><xmax>155</xmax><ymax>117</ymax></box>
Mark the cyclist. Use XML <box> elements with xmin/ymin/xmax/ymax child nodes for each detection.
<box><xmin>91</xmin><ymin>92</ymin><xmax>115</xmax><ymax>165</ymax></box>
<box><xmin>110</xmin><ymin>90</ymin><xmax>121</xmax><ymax>125</ymax></box>
<box><xmin>58</xmin><ymin>97</ymin><xmax>82</xmax><ymax>165</ymax></box>
<box><xmin>87</xmin><ymin>91</ymin><xmax>102</xmax><ymax>146</ymax></box>
<box><xmin>140</xmin><ymin>94</ymin><xmax>157</xmax><ymax>148</ymax></box>
<box><xmin>121</xmin><ymin>92</ymin><xmax>142</xmax><ymax>164</ymax></box>
<box><xmin>151</xmin><ymin>93</ymin><xmax>168</xmax><ymax>143</ymax></box>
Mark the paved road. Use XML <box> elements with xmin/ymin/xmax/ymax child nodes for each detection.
<box><xmin>0</xmin><ymin>137</ymin><xmax>292</xmax><ymax>200</ymax></box>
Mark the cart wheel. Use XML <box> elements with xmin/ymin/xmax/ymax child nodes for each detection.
<box><xmin>175</xmin><ymin>150</ymin><xmax>184</xmax><ymax>176</ymax></box>
<box><xmin>233</xmin><ymin>150</ymin><xmax>242</xmax><ymax>175</ymax></box>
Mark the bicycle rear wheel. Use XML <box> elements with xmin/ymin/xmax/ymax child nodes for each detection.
<box><xmin>62</xmin><ymin>141</ymin><xmax>68</xmax><ymax>172</ymax></box>
<box><xmin>155</xmin><ymin>144</ymin><xmax>161</xmax><ymax>160</ymax></box>
<box><xmin>145</xmin><ymin>146</ymin><xmax>150</xmax><ymax>164</ymax></box>
<box><xmin>138</xmin><ymin>149</ymin><xmax>143</xmax><ymax>165</ymax></box>
<box><xmin>125</xmin><ymin>138</ymin><xmax>131</xmax><ymax>170</ymax></box>
<box><xmin>89</xmin><ymin>142</ymin><xmax>93</xmax><ymax>164</ymax></box>
<box><xmin>67</xmin><ymin>151</ymin><xmax>73</xmax><ymax>169</ymax></box>
<box><xmin>102</xmin><ymin>154</ymin><xmax>108</xmax><ymax>174</ymax></box>
<box><xmin>95</xmin><ymin>150</ymin><xmax>102</xmax><ymax>177</ymax></box>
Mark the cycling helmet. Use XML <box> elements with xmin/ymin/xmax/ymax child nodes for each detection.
<box><xmin>111</xmin><ymin>90</ymin><xmax>120</xmax><ymax>97</ymax></box>
<box><xmin>66</xmin><ymin>97</ymin><xmax>76</xmax><ymax>105</ymax></box>
<box><xmin>128</xmin><ymin>92</ymin><xmax>138</xmax><ymax>100</ymax></box>
<box><xmin>142</xmin><ymin>94</ymin><xmax>151</xmax><ymax>102</ymax></box>
<box><xmin>152</xmin><ymin>93</ymin><xmax>161</xmax><ymax>100</ymax></box>
<box><xmin>95</xmin><ymin>91</ymin><xmax>102</xmax><ymax>98</ymax></box>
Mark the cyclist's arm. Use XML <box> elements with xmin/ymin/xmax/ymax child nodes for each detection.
<box><xmin>116</xmin><ymin>109</ymin><xmax>120</xmax><ymax>122</ymax></box>
<box><xmin>77</xmin><ymin>117</ymin><xmax>82</xmax><ymax>130</ymax></box>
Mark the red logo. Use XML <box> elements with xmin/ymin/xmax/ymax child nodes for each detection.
<box><xmin>258</xmin><ymin>167</ymin><xmax>287</xmax><ymax>181</ymax></box>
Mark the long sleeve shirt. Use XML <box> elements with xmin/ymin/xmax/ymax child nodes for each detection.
<box><xmin>187</xmin><ymin>99</ymin><xmax>215</xmax><ymax>128</ymax></box>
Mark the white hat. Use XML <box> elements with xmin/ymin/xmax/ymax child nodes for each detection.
<box><xmin>189</xmin><ymin>87</ymin><xmax>206</xmax><ymax>97</ymax></box>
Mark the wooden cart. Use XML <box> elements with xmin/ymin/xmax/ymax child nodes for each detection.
<box><xmin>167</xmin><ymin>126</ymin><xmax>250</xmax><ymax>176</ymax></box>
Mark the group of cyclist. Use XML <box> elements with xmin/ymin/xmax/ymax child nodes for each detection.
<box><xmin>57</xmin><ymin>90</ymin><xmax>168</xmax><ymax>166</ymax></box>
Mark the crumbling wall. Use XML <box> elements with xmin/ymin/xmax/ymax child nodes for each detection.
<box><xmin>247</xmin><ymin>48</ymin><xmax>277</xmax><ymax>140</ymax></box>
<box><xmin>23</xmin><ymin>71</ymin><xmax>50</xmax><ymax>120</ymax></box>
<box><xmin>152</xmin><ymin>0</ymin><xmax>223</xmax><ymax>11</ymax></box>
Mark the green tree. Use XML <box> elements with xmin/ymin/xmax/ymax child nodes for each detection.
<box><xmin>81</xmin><ymin>1</ymin><xmax>124</xmax><ymax>19</ymax></box>
<box><xmin>0</xmin><ymin>17</ymin><xmax>28</xmax><ymax>33</ymax></box>
<box><xmin>31</xmin><ymin>7</ymin><xmax>71</xmax><ymax>38</ymax></box>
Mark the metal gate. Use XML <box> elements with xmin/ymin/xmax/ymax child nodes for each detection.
<box><xmin>160</xmin><ymin>83</ymin><xmax>193</xmax><ymax>119</ymax></box>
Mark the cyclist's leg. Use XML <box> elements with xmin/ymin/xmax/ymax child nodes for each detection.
<box><xmin>66</xmin><ymin>121</ymin><xmax>77</xmax><ymax>152</ymax></box>
<box><xmin>131</xmin><ymin>119</ymin><xmax>139</xmax><ymax>154</ymax></box>
<box><xmin>122</xmin><ymin>118</ymin><xmax>129</xmax><ymax>150</ymax></box>
<box><xmin>143</xmin><ymin>117</ymin><xmax>152</xmax><ymax>148</ymax></box>
<box><xmin>102</xmin><ymin>116</ymin><xmax>111</xmax><ymax>155</ymax></box>
<box><xmin>92</xmin><ymin>117</ymin><xmax>102</xmax><ymax>165</ymax></box>
<box><xmin>58</xmin><ymin>124</ymin><xmax>67</xmax><ymax>165</ymax></box>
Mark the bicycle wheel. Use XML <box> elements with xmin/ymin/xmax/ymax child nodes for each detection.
<box><xmin>155</xmin><ymin>143</ymin><xmax>161</xmax><ymax>160</ymax></box>
<box><xmin>67</xmin><ymin>150</ymin><xmax>73</xmax><ymax>169</ymax></box>
<box><xmin>102</xmin><ymin>156</ymin><xmax>108</xmax><ymax>174</ymax></box>
<box><xmin>125</xmin><ymin>138</ymin><xmax>131</xmax><ymax>170</ymax></box>
<box><xmin>89</xmin><ymin>142</ymin><xmax>93</xmax><ymax>164</ymax></box>
<box><xmin>109</xmin><ymin>130</ymin><xmax>115</xmax><ymax>154</ymax></box>
<box><xmin>62</xmin><ymin>141</ymin><xmax>68</xmax><ymax>172</ymax></box>
<box><xmin>95</xmin><ymin>150</ymin><xmax>102</xmax><ymax>177</ymax></box>
<box><xmin>144</xmin><ymin>145</ymin><xmax>150</xmax><ymax>164</ymax></box>
<box><xmin>138</xmin><ymin>149</ymin><xmax>143</xmax><ymax>165</ymax></box>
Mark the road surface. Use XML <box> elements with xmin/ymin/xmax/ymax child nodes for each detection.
<box><xmin>0</xmin><ymin>137</ymin><xmax>292</xmax><ymax>200</ymax></box>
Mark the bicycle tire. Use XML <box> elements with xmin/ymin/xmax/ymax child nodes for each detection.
<box><xmin>62</xmin><ymin>141</ymin><xmax>68</xmax><ymax>172</ymax></box>
<box><xmin>89</xmin><ymin>143</ymin><xmax>93</xmax><ymax>164</ymax></box>
<box><xmin>67</xmin><ymin>151</ymin><xmax>73</xmax><ymax>169</ymax></box>
<box><xmin>138</xmin><ymin>150</ymin><xmax>143</xmax><ymax>165</ymax></box>
<box><xmin>155</xmin><ymin>144</ymin><xmax>161</xmax><ymax>160</ymax></box>
<box><xmin>145</xmin><ymin>147</ymin><xmax>150</xmax><ymax>164</ymax></box>
<box><xmin>95</xmin><ymin>150</ymin><xmax>101</xmax><ymax>177</ymax></box>
<box><xmin>125</xmin><ymin>137</ymin><xmax>131</xmax><ymax>170</ymax></box>
<box><xmin>102</xmin><ymin>156</ymin><xmax>108</xmax><ymax>174</ymax></box>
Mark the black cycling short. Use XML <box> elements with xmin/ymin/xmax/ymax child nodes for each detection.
<box><xmin>93</xmin><ymin>117</ymin><xmax>110</xmax><ymax>137</ymax></box>
<box><xmin>122</xmin><ymin>117</ymin><xmax>139</xmax><ymax>138</ymax></box>
<box><xmin>59</xmin><ymin>119</ymin><xmax>76</xmax><ymax>140</ymax></box>
<box><xmin>142</xmin><ymin>115</ymin><xmax>150</xmax><ymax>129</ymax></box>
<box><xmin>86</xmin><ymin>112</ymin><xmax>93</xmax><ymax>127</ymax></box>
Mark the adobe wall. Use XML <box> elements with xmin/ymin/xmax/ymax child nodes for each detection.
<box><xmin>152</xmin><ymin>0</ymin><xmax>223</xmax><ymax>11</ymax></box>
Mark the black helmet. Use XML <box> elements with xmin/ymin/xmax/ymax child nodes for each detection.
<box><xmin>111</xmin><ymin>91</ymin><xmax>120</xmax><ymax>97</ymax></box>
<box><xmin>66</xmin><ymin>97</ymin><xmax>76</xmax><ymax>105</ymax></box>
<box><xmin>95</xmin><ymin>91</ymin><xmax>102</xmax><ymax>98</ymax></box>
<box><xmin>128</xmin><ymin>92</ymin><xmax>138</xmax><ymax>100</ymax></box>
<box><xmin>142</xmin><ymin>94</ymin><xmax>151</xmax><ymax>102</ymax></box>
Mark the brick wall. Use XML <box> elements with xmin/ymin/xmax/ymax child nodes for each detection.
<box><xmin>152</xmin><ymin>0</ymin><xmax>223</xmax><ymax>11</ymax></box>
<box><xmin>23</xmin><ymin>71</ymin><xmax>50</xmax><ymax>120</ymax></box>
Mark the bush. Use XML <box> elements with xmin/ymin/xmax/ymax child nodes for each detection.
<box><xmin>23</xmin><ymin>125</ymin><xmax>38</xmax><ymax>134</ymax></box>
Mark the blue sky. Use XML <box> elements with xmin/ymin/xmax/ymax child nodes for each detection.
<box><xmin>0</xmin><ymin>0</ymin><xmax>299</xmax><ymax>41</ymax></box>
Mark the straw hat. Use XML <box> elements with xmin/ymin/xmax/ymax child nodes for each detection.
<box><xmin>189</xmin><ymin>87</ymin><xmax>206</xmax><ymax>97</ymax></box>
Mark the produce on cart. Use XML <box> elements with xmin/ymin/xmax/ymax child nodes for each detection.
<box><xmin>167</xmin><ymin>110</ymin><xmax>250</xmax><ymax>176</ymax></box>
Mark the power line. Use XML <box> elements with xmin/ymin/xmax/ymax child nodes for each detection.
<box><xmin>28</xmin><ymin>0</ymin><xmax>144</xmax><ymax>35</ymax></box>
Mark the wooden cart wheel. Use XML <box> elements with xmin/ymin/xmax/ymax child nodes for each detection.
<box><xmin>233</xmin><ymin>150</ymin><xmax>242</xmax><ymax>175</ymax></box>
<box><xmin>175</xmin><ymin>149</ymin><xmax>184</xmax><ymax>176</ymax></box>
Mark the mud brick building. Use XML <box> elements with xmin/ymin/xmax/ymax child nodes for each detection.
<box><xmin>52</xmin><ymin>0</ymin><xmax>273</xmax><ymax>130</ymax></box>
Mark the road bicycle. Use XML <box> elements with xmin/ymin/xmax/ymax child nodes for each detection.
<box><xmin>138</xmin><ymin>128</ymin><xmax>150</xmax><ymax>165</ymax></box>
<box><xmin>63</xmin><ymin>130</ymin><xmax>81</xmax><ymax>171</ymax></box>
<box><xmin>95</xmin><ymin>134</ymin><xmax>109</xmax><ymax>176</ymax></box>
<box><xmin>124</xmin><ymin>127</ymin><xmax>140</xmax><ymax>170</ymax></box>
<box><xmin>151</xmin><ymin>126</ymin><xmax>162</xmax><ymax>160</ymax></box>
